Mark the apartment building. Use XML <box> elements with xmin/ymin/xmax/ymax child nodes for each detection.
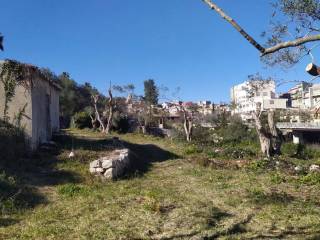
<box><xmin>230</xmin><ymin>80</ymin><xmax>287</xmax><ymax>121</ymax></box>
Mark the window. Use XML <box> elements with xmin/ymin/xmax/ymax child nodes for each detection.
<box><xmin>270</xmin><ymin>100</ymin><xmax>274</xmax><ymax>104</ymax></box>
<box><xmin>263</xmin><ymin>92</ymin><xmax>268</xmax><ymax>96</ymax></box>
<box><xmin>256</xmin><ymin>92</ymin><xmax>260</xmax><ymax>96</ymax></box>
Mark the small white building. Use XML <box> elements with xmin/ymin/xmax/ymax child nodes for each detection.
<box><xmin>0</xmin><ymin>60</ymin><xmax>60</xmax><ymax>150</ymax></box>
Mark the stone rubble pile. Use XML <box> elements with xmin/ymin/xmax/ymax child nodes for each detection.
<box><xmin>89</xmin><ymin>148</ymin><xmax>131</xmax><ymax>179</ymax></box>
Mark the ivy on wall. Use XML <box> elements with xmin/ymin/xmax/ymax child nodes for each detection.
<box><xmin>0</xmin><ymin>59</ymin><xmax>58</xmax><ymax>123</ymax></box>
<box><xmin>0</xmin><ymin>60</ymin><xmax>25</xmax><ymax>122</ymax></box>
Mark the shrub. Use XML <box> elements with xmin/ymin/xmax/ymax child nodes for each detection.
<box><xmin>0</xmin><ymin>120</ymin><xmax>25</xmax><ymax>167</ymax></box>
<box><xmin>192</xmin><ymin>126</ymin><xmax>214</xmax><ymax>145</ymax></box>
<box><xmin>270</xmin><ymin>172</ymin><xmax>286</xmax><ymax>184</ymax></box>
<box><xmin>57</xmin><ymin>184</ymin><xmax>89</xmax><ymax>198</ymax></box>
<box><xmin>0</xmin><ymin>171</ymin><xmax>35</xmax><ymax>214</ymax></box>
<box><xmin>281</xmin><ymin>142</ymin><xmax>299</xmax><ymax>157</ymax></box>
<box><xmin>169</xmin><ymin>125</ymin><xmax>186</xmax><ymax>141</ymax></box>
<box><xmin>223</xmin><ymin>146</ymin><xmax>256</xmax><ymax>159</ymax></box>
<box><xmin>218</xmin><ymin>116</ymin><xmax>257</xmax><ymax>143</ymax></box>
<box><xmin>303</xmin><ymin>144</ymin><xmax>320</xmax><ymax>160</ymax></box>
<box><xmin>112</xmin><ymin>112</ymin><xmax>130</xmax><ymax>133</ymax></box>
<box><xmin>208</xmin><ymin>144</ymin><xmax>258</xmax><ymax>160</ymax></box>
<box><xmin>248</xmin><ymin>159</ymin><xmax>269</xmax><ymax>171</ymax></box>
<box><xmin>299</xmin><ymin>172</ymin><xmax>320</xmax><ymax>185</ymax></box>
<box><xmin>281</xmin><ymin>143</ymin><xmax>306</xmax><ymax>158</ymax></box>
<box><xmin>184</xmin><ymin>145</ymin><xmax>202</xmax><ymax>155</ymax></box>
<box><xmin>72</xmin><ymin>111</ymin><xmax>92</xmax><ymax>129</ymax></box>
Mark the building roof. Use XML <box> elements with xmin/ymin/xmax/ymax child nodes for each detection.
<box><xmin>0</xmin><ymin>59</ymin><xmax>61</xmax><ymax>91</ymax></box>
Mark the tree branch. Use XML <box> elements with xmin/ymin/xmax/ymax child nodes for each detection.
<box><xmin>0</xmin><ymin>34</ymin><xmax>3</xmax><ymax>51</ymax></box>
<box><xmin>202</xmin><ymin>0</ymin><xmax>265</xmax><ymax>54</ymax></box>
<box><xmin>262</xmin><ymin>34</ymin><xmax>320</xmax><ymax>56</ymax></box>
<box><xmin>202</xmin><ymin>0</ymin><xmax>320</xmax><ymax>56</ymax></box>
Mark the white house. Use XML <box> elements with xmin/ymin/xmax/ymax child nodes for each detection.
<box><xmin>0</xmin><ymin>60</ymin><xmax>60</xmax><ymax>150</ymax></box>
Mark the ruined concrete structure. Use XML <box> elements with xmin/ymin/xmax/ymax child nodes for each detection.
<box><xmin>0</xmin><ymin>60</ymin><xmax>60</xmax><ymax>150</ymax></box>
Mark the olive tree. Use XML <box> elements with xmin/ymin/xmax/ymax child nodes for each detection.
<box><xmin>202</xmin><ymin>0</ymin><xmax>320</xmax><ymax>66</ymax></box>
<box><xmin>201</xmin><ymin>0</ymin><xmax>320</xmax><ymax>156</ymax></box>
<box><xmin>244</xmin><ymin>74</ymin><xmax>282</xmax><ymax>157</ymax></box>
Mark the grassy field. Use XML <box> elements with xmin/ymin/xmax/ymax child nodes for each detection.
<box><xmin>1</xmin><ymin>129</ymin><xmax>320</xmax><ymax>239</ymax></box>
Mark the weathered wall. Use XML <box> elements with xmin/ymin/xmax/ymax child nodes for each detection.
<box><xmin>50</xmin><ymin>86</ymin><xmax>60</xmax><ymax>133</ymax></box>
<box><xmin>0</xmin><ymin>82</ymin><xmax>33</xmax><ymax>144</ymax></box>
<box><xmin>0</xmin><ymin>61</ymin><xmax>60</xmax><ymax>150</ymax></box>
<box><xmin>31</xmin><ymin>76</ymin><xmax>60</xmax><ymax>149</ymax></box>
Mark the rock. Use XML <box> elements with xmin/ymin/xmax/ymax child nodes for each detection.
<box><xmin>68</xmin><ymin>151</ymin><xmax>75</xmax><ymax>158</ymax></box>
<box><xmin>89</xmin><ymin>148</ymin><xmax>131</xmax><ymax>180</ymax></box>
<box><xmin>309</xmin><ymin>164</ymin><xmax>320</xmax><ymax>172</ymax></box>
<box><xmin>294</xmin><ymin>165</ymin><xmax>303</xmax><ymax>172</ymax></box>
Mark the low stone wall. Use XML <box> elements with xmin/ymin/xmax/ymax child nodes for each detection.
<box><xmin>89</xmin><ymin>148</ymin><xmax>131</xmax><ymax>179</ymax></box>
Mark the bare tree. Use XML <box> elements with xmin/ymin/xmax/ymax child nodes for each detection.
<box><xmin>92</xmin><ymin>94</ymin><xmax>106</xmax><ymax>132</ymax></box>
<box><xmin>182</xmin><ymin>106</ymin><xmax>193</xmax><ymax>142</ymax></box>
<box><xmin>90</xmin><ymin>86</ymin><xmax>115</xmax><ymax>134</ymax></box>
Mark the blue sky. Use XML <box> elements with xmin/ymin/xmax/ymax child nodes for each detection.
<box><xmin>0</xmin><ymin>0</ymin><xmax>317</xmax><ymax>102</ymax></box>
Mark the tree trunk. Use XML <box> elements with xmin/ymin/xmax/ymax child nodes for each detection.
<box><xmin>267</xmin><ymin>109</ymin><xmax>281</xmax><ymax>155</ymax></box>
<box><xmin>141</xmin><ymin>126</ymin><xmax>146</xmax><ymax>134</ymax></box>
<box><xmin>105</xmin><ymin>88</ymin><xmax>113</xmax><ymax>134</ymax></box>
<box><xmin>89</xmin><ymin>114</ymin><xmax>98</xmax><ymax>130</ymax></box>
<box><xmin>253</xmin><ymin>112</ymin><xmax>271</xmax><ymax>158</ymax></box>
<box><xmin>92</xmin><ymin>95</ymin><xmax>106</xmax><ymax>133</ymax></box>
<box><xmin>183</xmin><ymin>111</ymin><xmax>193</xmax><ymax>142</ymax></box>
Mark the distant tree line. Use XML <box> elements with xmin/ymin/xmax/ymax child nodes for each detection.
<box><xmin>56</xmin><ymin>72</ymin><xmax>102</xmax><ymax>128</ymax></box>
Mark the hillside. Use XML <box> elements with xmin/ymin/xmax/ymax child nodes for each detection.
<box><xmin>1</xmin><ymin>130</ymin><xmax>320</xmax><ymax>239</ymax></box>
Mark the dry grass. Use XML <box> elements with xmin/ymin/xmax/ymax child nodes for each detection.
<box><xmin>1</xmin><ymin>129</ymin><xmax>320</xmax><ymax>239</ymax></box>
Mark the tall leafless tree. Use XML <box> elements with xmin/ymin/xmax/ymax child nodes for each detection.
<box><xmin>91</xmin><ymin>86</ymin><xmax>115</xmax><ymax>134</ymax></box>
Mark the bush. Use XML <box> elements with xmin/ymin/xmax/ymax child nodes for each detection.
<box><xmin>218</xmin><ymin>116</ymin><xmax>257</xmax><ymax>143</ymax></box>
<box><xmin>192</xmin><ymin>126</ymin><xmax>214</xmax><ymax>145</ymax></box>
<box><xmin>112</xmin><ymin>112</ymin><xmax>130</xmax><ymax>133</ymax></box>
<box><xmin>184</xmin><ymin>145</ymin><xmax>202</xmax><ymax>155</ymax></box>
<box><xmin>207</xmin><ymin>142</ymin><xmax>259</xmax><ymax>160</ymax></box>
<box><xmin>0</xmin><ymin>171</ymin><xmax>37</xmax><ymax>214</ymax></box>
<box><xmin>0</xmin><ymin>120</ymin><xmax>25</xmax><ymax>167</ymax></box>
<box><xmin>281</xmin><ymin>143</ymin><xmax>306</xmax><ymax>158</ymax></box>
<box><xmin>248</xmin><ymin>159</ymin><xmax>269</xmax><ymax>171</ymax></box>
<box><xmin>299</xmin><ymin>172</ymin><xmax>320</xmax><ymax>185</ymax></box>
<box><xmin>169</xmin><ymin>125</ymin><xmax>186</xmax><ymax>141</ymax></box>
<box><xmin>72</xmin><ymin>111</ymin><xmax>92</xmax><ymax>129</ymax></box>
<box><xmin>57</xmin><ymin>184</ymin><xmax>89</xmax><ymax>198</ymax></box>
<box><xmin>223</xmin><ymin>146</ymin><xmax>257</xmax><ymax>159</ymax></box>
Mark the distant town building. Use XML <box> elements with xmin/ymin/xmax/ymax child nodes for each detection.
<box><xmin>287</xmin><ymin>81</ymin><xmax>312</xmax><ymax>109</ymax></box>
<box><xmin>230</xmin><ymin>80</ymin><xmax>287</xmax><ymax>121</ymax></box>
<box><xmin>197</xmin><ymin>100</ymin><xmax>214</xmax><ymax>115</ymax></box>
<box><xmin>286</xmin><ymin>82</ymin><xmax>320</xmax><ymax>110</ymax></box>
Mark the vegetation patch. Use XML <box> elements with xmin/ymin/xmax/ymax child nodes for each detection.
<box><xmin>299</xmin><ymin>172</ymin><xmax>320</xmax><ymax>185</ymax></box>
<box><xmin>57</xmin><ymin>183</ymin><xmax>90</xmax><ymax>198</ymax></box>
